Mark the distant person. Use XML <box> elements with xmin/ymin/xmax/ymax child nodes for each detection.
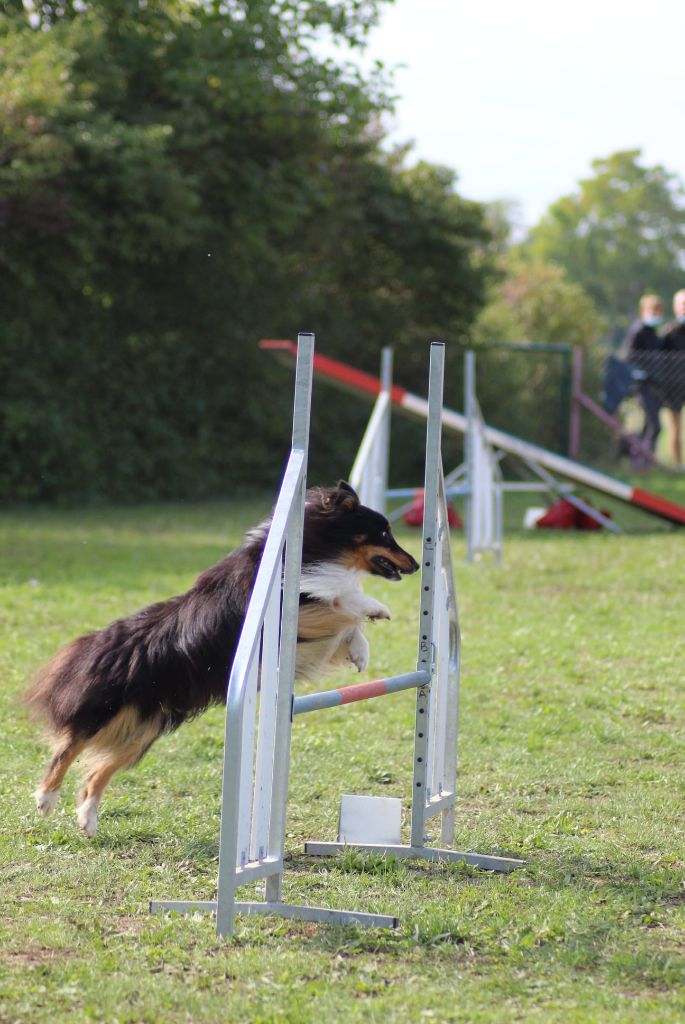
<box><xmin>622</xmin><ymin>294</ymin><xmax>665</xmax><ymax>455</ymax></box>
<box><xmin>661</xmin><ymin>289</ymin><xmax>685</xmax><ymax>464</ymax></box>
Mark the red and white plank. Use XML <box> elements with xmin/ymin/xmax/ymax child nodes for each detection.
<box><xmin>260</xmin><ymin>340</ymin><xmax>685</xmax><ymax>527</ymax></box>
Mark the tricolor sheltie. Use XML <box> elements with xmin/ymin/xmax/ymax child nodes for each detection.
<box><xmin>26</xmin><ymin>482</ymin><xmax>418</xmax><ymax>837</ymax></box>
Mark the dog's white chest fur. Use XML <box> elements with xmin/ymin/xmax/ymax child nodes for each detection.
<box><xmin>295</xmin><ymin>564</ymin><xmax>391</xmax><ymax>681</ymax></box>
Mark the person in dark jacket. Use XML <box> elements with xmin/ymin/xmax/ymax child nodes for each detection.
<box><xmin>622</xmin><ymin>294</ymin><xmax>665</xmax><ymax>455</ymax></box>
<box><xmin>661</xmin><ymin>289</ymin><xmax>685</xmax><ymax>464</ymax></box>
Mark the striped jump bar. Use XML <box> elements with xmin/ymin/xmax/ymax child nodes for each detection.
<box><xmin>292</xmin><ymin>670</ymin><xmax>430</xmax><ymax>717</ymax></box>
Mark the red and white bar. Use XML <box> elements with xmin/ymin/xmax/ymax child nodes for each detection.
<box><xmin>260</xmin><ymin>340</ymin><xmax>685</xmax><ymax>527</ymax></box>
<box><xmin>292</xmin><ymin>671</ymin><xmax>430</xmax><ymax>717</ymax></box>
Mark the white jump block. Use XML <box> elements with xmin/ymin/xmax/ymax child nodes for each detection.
<box><xmin>338</xmin><ymin>795</ymin><xmax>402</xmax><ymax>846</ymax></box>
<box><xmin>523</xmin><ymin>506</ymin><xmax>546</xmax><ymax>529</ymax></box>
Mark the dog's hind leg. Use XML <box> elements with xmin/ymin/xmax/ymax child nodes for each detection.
<box><xmin>75</xmin><ymin>708</ymin><xmax>163</xmax><ymax>838</ymax></box>
<box><xmin>35</xmin><ymin>734</ymin><xmax>86</xmax><ymax>817</ymax></box>
<box><xmin>328</xmin><ymin>627</ymin><xmax>369</xmax><ymax>673</ymax></box>
<box><xmin>76</xmin><ymin>754</ymin><xmax>131</xmax><ymax>838</ymax></box>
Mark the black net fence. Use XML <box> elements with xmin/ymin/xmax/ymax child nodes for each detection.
<box><xmin>578</xmin><ymin>348</ymin><xmax>685</xmax><ymax>468</ymax></box>
<box><xmin>447</xmin><ymin>344</ymin><xmax>685</xmax><ymax>474</ymax></box>
<box><xmin>467</xmin><ymin>344</ymin><xmax>573</xmax><ymax>456</ymax></box>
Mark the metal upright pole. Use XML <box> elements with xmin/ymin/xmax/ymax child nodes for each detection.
<box><xmin>464</xmin><ymin>351</ymin><xmax>475</xmax><ymax>562</ymax></box>
<box><xmin>376</xmin><ymin>347</ymin><xmax>393</xmax><ymax>514</ymax></box>
<box><xmin>262</xmin><ymin>333</ymin><xmax>313</xmax><ymax>908</ymax></box>
<box><xmin>569</xmin><ymin>347</ymin><xmax>583</xmax><ymax>461</ymax></box>
<box><xmin>411</xmin><ymin>342</ymin><xmax>445</xmax><ymax>849</ymax></box>
<box><xmin>215</xmin><ymin>333</ymin><xmax>313</xmax><ymax>937</ymax></box>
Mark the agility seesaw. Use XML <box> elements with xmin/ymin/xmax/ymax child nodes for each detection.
<box><xmin>260</xmin><ymin>340</ymin><xmax>685</xmax><ymax>528</ymax></box>
<box><xmin>150</xmin><ymin>334</ymin><xmax>522</xmax><ymax>938</ymax></box>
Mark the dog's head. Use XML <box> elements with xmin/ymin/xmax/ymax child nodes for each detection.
<box><xmin>302</xmin><ymin>481</ymin><xmax>419</xmax><ymax>581</ymax></box>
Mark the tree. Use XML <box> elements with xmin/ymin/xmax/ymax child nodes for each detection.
<box><xmin>0</xmin><ymin>1</ymin><xmax>495</xmax><ymax>501</ymax></box>
<box><xmin>473</xmin><ymin>256</ymin><xmax>605</xmax><ymax>350</ymax></box>
<box><xmin>524</xmin><ymin>150</ymin><xmax>685</xmax><ymax>326</ymax></box>
<box><xmin>466</xmin><ymin>256</ymin><xmax>605</xmax><ymax>454</ymax></box>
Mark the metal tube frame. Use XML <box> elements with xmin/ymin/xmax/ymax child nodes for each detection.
<box><xmin>465</xmin><ymin>351</ymin><xmax>503</xmax><ymax>563</ymax></box>
<box><xmin>305</xmin><ymin>343</ymin><xmax>523</xmax><ymax>873</ymax></box>
<box><xmin>151</xmin><ymin>339</ymin><xmax>523</xmax><ymax>940</ymax></box>
<box><xmin>150</xmin><ymin>334</ymin><xmax>401</xmax><ymax>935</ymax></box>
<box><xmin>349</xmin><ymin>347</ymin><xmax>393</xmax><ymax>513</ymax></box>
<box><xmin>520</xmin><ymin>457</ymin><xmax>622</xmax><ymax>535</ymax></box>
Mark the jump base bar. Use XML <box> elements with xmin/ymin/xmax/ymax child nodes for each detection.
<box><xmin>150</xmin><ymin>899</ymin><xmax>399</xmax><ymax>930</ymax></box>
<box><xmin>304</xmin><ymin>842</ymin><xmax>524</xmax><ymax>873</ymax></box>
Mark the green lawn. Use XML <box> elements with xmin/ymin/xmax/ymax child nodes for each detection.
<box><xmin>1</xmin><ymin>492</ymin><xmax>684</xmax><ymax>1023</ymax></box>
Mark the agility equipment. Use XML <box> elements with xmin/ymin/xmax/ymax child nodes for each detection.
<box><xmin>348</xmin><ymin>346</ymin><xmax>392</xmax><ymax>515</ymax></box>
<box><xmin>261</xmin><ymin>340</ymin><xmax>685</xmax><ymax>528</ymax></box>
<box><xmin>349</xmin><ymin>348</ymin><xmax>503</xmax><ymax>559</ymax></box>
<box><xmin>150</xmin><ymin>335</ymin><xmax>522</xmax><ymax>939</ymax></box>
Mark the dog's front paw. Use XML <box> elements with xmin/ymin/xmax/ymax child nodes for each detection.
<box><xmin>366</xmin><ymin>601</ymin><xmax>391</xmax><ymax>622</ymax></box>
<box><xmin>347</xmin><ymin>630</ymin><xmax>370</xmax><ymax>673</ymax></box>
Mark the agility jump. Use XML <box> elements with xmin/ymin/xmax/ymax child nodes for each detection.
<box><xmin>261</xmin><ymin>340</ymin><xmax>685</xmax><ymax>528</ymax></box>
<box><xmin>151</xmin><ymin>335</ymin><xmax>522</xmax><ymax>938</ymax></box>
<box><xmin>349</xmin><ymin>346</ymin><xmax>505</xmax><ymax>559</ymax></box>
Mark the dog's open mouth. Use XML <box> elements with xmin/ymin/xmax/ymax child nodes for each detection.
<box><xmin>370</xmin><ymin>555</ymin><xmax>403</xmax><ymax>581</ymax></box>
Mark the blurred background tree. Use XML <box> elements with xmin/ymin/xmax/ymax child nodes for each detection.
<box><xmin>473</xmin><ymin>256</ymin><xmax>605</xmax><ymax>351</ymax></box>
<box><xmin>3</xmin><ymin>4</ymin><xmax>684</xmax><ymax>502</ymax></box>
<box><xmin>0</xmin><ymin>0</ymin><xmax>494</xmax><ymax>501</ymax></box>
<box><xmin>523</xmin><ymin>149</ymin><xmax>685</xmax><ymax>341</ymax></box>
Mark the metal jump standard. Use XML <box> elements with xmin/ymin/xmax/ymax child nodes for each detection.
<box><xmin>150</xmin><ymin>334</ymin><xmax>523</xmax><ymax>939</ymax></box>
<box><xmin>349</xmin><ymin>348</ymin><xmax>504</xmax><ymax>560</ymax></box>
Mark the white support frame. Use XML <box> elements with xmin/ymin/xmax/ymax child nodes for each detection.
<box><xmin>151</xmin><ymin>339</ymin><xmax>522</xmax><ymax>940</ymax></box>
<box><xmin>150</xmin><ymin>333</ymin><xmax>399</xmax><ymax>936</ymax></box>
<box><xmin>305</xmin><ymin>344</ymin><xmax>522</xmax><ymax>872</ymax></box>
<box><xmin>464</xmin><ymin>351</ymin><xmax>503</xmax><ymax>562</ymax></box>
<box><xmin>354</xmin><ymin>349</ymin><xmax>504</xmax><ymax>560</ymax></box>
<box><xmin>349</xmin><ymin>347</ymin><xmax>393</xmax><ymax>514</ymax></box>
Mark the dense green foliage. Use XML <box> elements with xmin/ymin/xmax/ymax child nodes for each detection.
<box><xmin>0</xmin><ymin>0</ymin><xmax>492</xmax><ymax>502</ymax></box>
<box><xmin>525</xmin><ymin>150</ymin><xmax>685</xmax><ymax>331</ymax></box>
<box><xmin>1</xmin><ymin>496</ymin><xmax>684</xmax><ymax>1021</ymax></box>
<box><xmin>468</xmin><ymin>256</ymin><xmax>606</xmax><ymax>457</ymax></box>
<box><xmin>474</xmin><ymin>257</ymin><xmax>605</xmax><ymax>351</ymax></box>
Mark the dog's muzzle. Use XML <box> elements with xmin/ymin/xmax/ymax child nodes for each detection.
<box><xmin>371</xmin><ymin>553</ymin><xmax>419</xmax><ymax>581</ymax></box>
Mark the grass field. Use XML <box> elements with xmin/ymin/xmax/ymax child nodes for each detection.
<box><xmin>1</xmin><ymin>487</ymin><xmax>684</xmax><ymax>1023</ymax></box>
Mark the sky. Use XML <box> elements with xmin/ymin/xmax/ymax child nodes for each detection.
<box><xmin>330</xmin><ymin>0</ymin><xmax>685</xmax><ymax>230</ymax></box>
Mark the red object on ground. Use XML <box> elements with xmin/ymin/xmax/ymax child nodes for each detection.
<box><xmin>402</xmin><ymin>491</ymin><xmax>462</xmax><ymax>528</ymax></box>
<box><xmin>577</xmin><ymin>509</ymin><xmax>606</xmax><ymax>531</ymax></box>
<box><xmin>536</xmin><ymin>498</ymin><xmax>611</xmax><ymax>530</ymax></box>
<box><xmin>535</xmin><ymin>499</ymin><xmax>578</xmax><ymax>529</ymax></box>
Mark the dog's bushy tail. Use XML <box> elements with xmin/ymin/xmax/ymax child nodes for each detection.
<box><xmin>24</xmin><ymin>636</ymin><xmax>94</xmax><ymax>737</ymax></box>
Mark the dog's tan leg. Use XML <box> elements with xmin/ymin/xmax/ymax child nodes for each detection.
<box><xmin>328</xmin><ymin>627</ymin><xmax>369</xmax><ymax>673</ymax></box>
<box><xmin>35</xmin><ymin>736</ymin><xmax>86</xmax><ymax>816</ymax></box>
<box><xmin>76</xmin><ymin>754</ymin><xmax>130</xmax><ymax>838</ymax></box>
<box><xmin>76</xmin><ymin>708</ymin><xmax>163</xmax><ymax>837</ymax></box>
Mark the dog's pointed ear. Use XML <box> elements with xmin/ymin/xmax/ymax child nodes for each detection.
<box><xmin>333</xmin><ymin>480</ymin><xmax>360</xmax><ymax>512</ymax></box>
